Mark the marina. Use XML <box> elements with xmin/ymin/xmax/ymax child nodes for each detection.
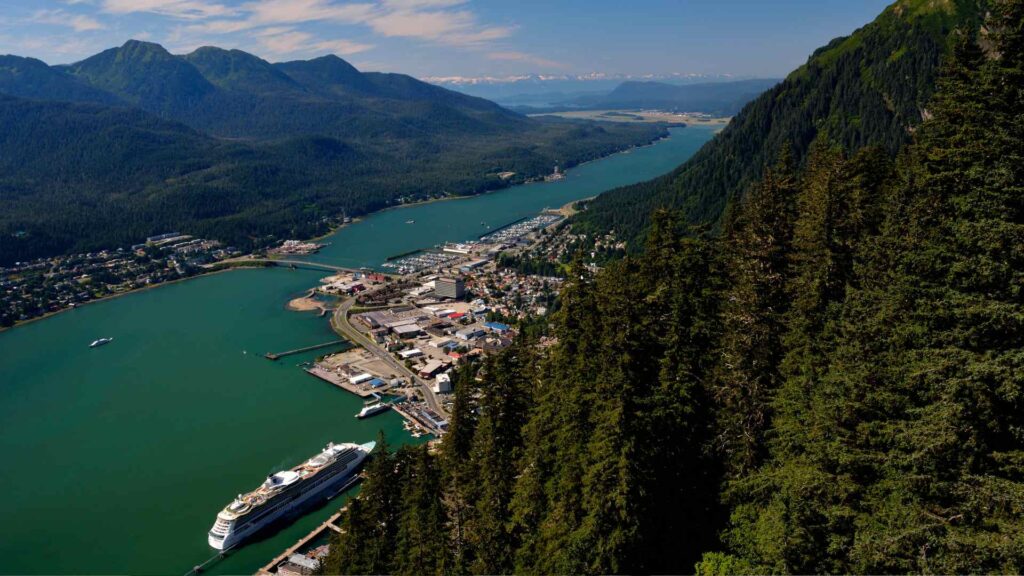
<box><xmin>480</xmin><ymin>213</ymin><xmax>563</xmax><ymax>244</ymax></box>
<box><xmin>380</xmin><ymin>250</ymin><xmax>462</xmax><ymax>274</ymax></box>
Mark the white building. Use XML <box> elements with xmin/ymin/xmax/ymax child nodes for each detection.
<box><xmin>433</xmin><ymin>372</ymin><xmax>452</xmax><ymax>394</ymax></box>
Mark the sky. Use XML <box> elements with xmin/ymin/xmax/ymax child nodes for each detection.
<box><xmin>0</xmin><ymin>0</ymin><xmax>894</xmax><ymax>79</ymax></box>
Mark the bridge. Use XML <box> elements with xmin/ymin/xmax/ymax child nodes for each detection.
<box><xmin>249</xmin><ymin>258</ymin><xmax>363</xmax><ymax>274</ymax></box>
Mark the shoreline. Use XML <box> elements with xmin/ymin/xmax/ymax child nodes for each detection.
<box><xmin>364</xmin><ymin>129</ymin><xmax>676</xmax><ymax>216</ymax></box>
<box><xmin>2</xmin><ymin>129</ymin><xmax>684</xmax><ymax>335</ymax></box>
<box><xmin>0</xmin><ymin>263</ymin><xmax>273</xmax><ymax>334</ymax></box>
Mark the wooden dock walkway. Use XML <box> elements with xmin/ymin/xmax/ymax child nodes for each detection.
<box><xmin>265</xmin><ymin>340</ymin><xmax>346</xmax><ymax>361</ymax></box>
<box><xmin>255</xmin><ymin>508</ymin><xmax>346</xmax><ymax>576</ymax></box>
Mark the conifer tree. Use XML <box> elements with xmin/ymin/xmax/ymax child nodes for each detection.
<box><xmin>712</xmin><ymin>149</ymin><xmax>796</xmax><ymax>477</ymax></box>
<box><xmin>395</xmin><ymin>446</ymin><xmax>448</xmax><ymax>576</ymax></box>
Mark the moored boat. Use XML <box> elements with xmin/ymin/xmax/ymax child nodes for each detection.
<box><xmin>208</xmin><ymin>441</ymin><xmax>375</xmax><ymax>551</ymax></box>
<box><xmin>356</xmin><ymin>402</ymin><xmax>390</xmax><ymax>419</ymax></box>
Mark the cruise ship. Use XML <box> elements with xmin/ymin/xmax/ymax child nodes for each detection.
<box><xmin>208</xmin><ymin>441</ymin><xmax>375</xmax><ymax>551</ymax></box>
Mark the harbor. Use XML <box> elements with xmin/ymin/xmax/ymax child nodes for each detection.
<box><xmin>0</xmin><ymin>126</ymin><xmax>718</xmax><ymax>575</ymax></box>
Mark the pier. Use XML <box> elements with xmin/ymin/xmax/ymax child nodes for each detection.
<box><xmin>255</xmin><ymin>478</ymin><xmax>360</xmax><ymax>576</ymax></box>
<box><xmin>264</xmin><ymin>340</ymin><xmax>347</xmax><ymax>361</ymax></box>
<box><xmin>392</xmin><ymin>403</ymin><xmax>446</xmax><ymax>436</ymax></box>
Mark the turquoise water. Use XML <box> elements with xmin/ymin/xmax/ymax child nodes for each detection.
<box><xmin>307</xmin><ymin>126</ymin><xmax>717</xmax><ymax>269</ymax></box>
<box><xmin>0</xmin><ymin>125</ymin><xmax>715</xmax><ymax>575</ymax></box>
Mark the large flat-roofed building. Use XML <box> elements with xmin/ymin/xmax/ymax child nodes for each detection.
<box><xmin>435</xmin><ymin>276</ymin><xmax>465</xmax><ymax>299</ymax></box>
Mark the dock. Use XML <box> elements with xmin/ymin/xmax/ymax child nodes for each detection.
<box><xmin>255</xmin><ymin>477</ymin><xmax>360</xmax><ymax>576</ymax></box>
<box><xmin>265</xmin><ymin>340</ymin><xmax>346</xmax><ymax>361</ymax></box>
<box><xmin>392</xmin><ymin>403</ymin><xmax>446</xmax><ymax>436</ymax></box>
<box><xmin>304</xmin><ymin>365</ymin><xmax>377</xmax><ymax>398</ymax></box>
<box><xmin>256</xmin><ymin>509</ymin><xmax>344</xmax><ymax>576</ymax></box>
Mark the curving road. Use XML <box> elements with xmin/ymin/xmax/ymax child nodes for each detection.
<box><xmin>331</xmin><ymin>297</ymin><xmax>447</xmax><ymax>418</ymax></box>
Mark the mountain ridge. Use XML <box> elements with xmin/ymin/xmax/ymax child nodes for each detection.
<box><xmin>0</xmin><ymin>42</ymin><xmax>669</xmax><ymax>265</ymax></box>
<box><xmin>572</xmin><ymin>0</ymin><xmax>983</xmax><ymax>245</ymax></box>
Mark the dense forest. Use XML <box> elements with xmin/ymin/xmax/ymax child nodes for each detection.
<box><xmin>0</xmin><ymin>43</ymin><xmax>666</xmax><ymax>265</ymax></box>
<box><xmin>572</xmin><ymin>0</ymin><xmax>981</xmax><ymax>248</ymax></box>
<box><xmin>319</xmin><ymin>1</ymin><xmax>1024</xmax><ymax>573</ymax></box>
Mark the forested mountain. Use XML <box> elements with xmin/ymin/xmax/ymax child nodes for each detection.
<box><xmin>569</xmin><ymin>78</ymin><xmax>780</xmax><ymax>114</ymax></box>
<box><xmin>0</xmin><ymin>55</ymin><xmax>121</xmax><ymax>105</ymax></box>
<box><xmin>46</xmin><ymin>40</ymin><xmax>526</xmax><ymax>141</ymax></box>
<box><xmin>321</xmin><ymin>2</ymin><xmax>1024</xmax><ymax>572</ymax></box>
<box><xmin>0</xmin><ymin>43</ymin><xmax>666</xmax><ymax>265</ymax></box>
<box><xmin>573</xmin><ymin>0</ymin><xmax>981</xmax><ymax>246</ymax></box>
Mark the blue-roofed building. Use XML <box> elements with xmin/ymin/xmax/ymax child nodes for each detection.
<box><xmin>484</xmin><ymin>321</ymin><xmax>511</xmax><ymax>334</ymax></box>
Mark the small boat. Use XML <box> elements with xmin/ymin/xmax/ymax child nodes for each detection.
<box><xmin>405</xmin><ymin>220</ymin><xmax>415</xmax><ymax>224</ymax></box>
<box><xmin>356</xmin><ymin>402</ymin><xmax>390</xmax><ymax>419</ymax></box>
<box><xmin>89</xmin><ymin>337</ymin><xmax>113</xmax><ymax>348</ymax></box>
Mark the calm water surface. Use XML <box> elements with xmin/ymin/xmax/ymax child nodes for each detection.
<box><xmin>0</xmin><ymin>125</ymin><xmax>715</xmax><ymax>575</ymax></box>
<box><xmin>307</xmin><ymin>126</ymin><xmax>717</xmax><ymax>268</ymax></box>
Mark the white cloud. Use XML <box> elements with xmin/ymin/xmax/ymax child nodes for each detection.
<box><xmin>241</xmin><ymin>0</ymin><xmax>377</xmax><ymax>26</ymax></box>
<box><xmin>254</xmin><ymin>26</ymin><xmax>374</xmax><ymax>58</ymax></box>
<box><xmin>102</xmin><ymin>0</ymin><xmax>237</xmax><ymax>20</ymax></box>
<box><xmin>367</xmin><ymin>7</ymin><xmax>512</xmax><ymax>45</ymax></box>
<box><xmin>31</xmin><ymin>9</ymin><xmax>106</xmax><ymax>32</ymax></box>
<box><xmin>314</xmin><ymin>38</ymin><xmax>375</xmax><ymax>55</ymax></box>
<box><xmin>180</xmin><ymin>0</ymin><xmax>510</xmax><ymax>48</ymax></box>
<box><xmin>31</xmin><ymin>0</ymin><xmax>518</xmax><ymax>65</ymax></box>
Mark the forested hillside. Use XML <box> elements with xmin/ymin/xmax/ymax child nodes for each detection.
<box><xmin>573</xmin><ymin>0</ymin><xmax>980</xmax><ymax>247</ymax></box>
<box><xmin>319</xmin><ymin>0</ymin><xmax>1024</xmax><ymax>573</ymax></box>
<box><xmin>0</xmin><ymin>43</ymin><xmax>666</xmax><ymax>265</ymax></box>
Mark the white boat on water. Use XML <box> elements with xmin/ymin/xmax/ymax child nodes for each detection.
<box><xmin>208</xmin><ymin>441</ymin><xmax>375</xmax><ymax>551</ymax></box>
<box><xmin>89</xmin><ymin>337</ymin><xmax>113</xmax><ymax>348</ymax></box>
<box><xmin>356</xmin><ymin>402</ymin><xmax>390</xmax><ymax>419</ymax></box>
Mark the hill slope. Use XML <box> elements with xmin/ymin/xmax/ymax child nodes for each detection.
<box><xmin>0</xmin><ymin>55</ymin><xmax>121</xmax><ymax>105</ymax></box>
<box><xmin>573</xmin><ymin>0</ymin><xmax>982</xmax><ymax>245</ymax></box>
<box><xmin>47</xmin><ymin>40</ymin><xmax>526</xmax><ymax>141</ymax></box>
<box><xmin>0</xmin><ymin>92</ymin><xmax>664</xmax><ymax>265</ymax></box>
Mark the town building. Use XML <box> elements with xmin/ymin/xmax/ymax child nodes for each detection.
<box><xmin>434</xmin><ymin>372</ymin><xmax>452</xmax><ymax>394</ymax></box>
<box><xmin>434</xmin><ymin>276</ymin><xmax>465</xmax><ymax>299</ymax></box>
<box><xmin>455</xmin><ymin>326</ymin><xmax>486</xmax><ymax>341</ymax></box>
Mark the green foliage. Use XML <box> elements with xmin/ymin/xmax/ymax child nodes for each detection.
<box><xmin>0</xmin><ymin>42</ymin><xmax>666</xmax><ymax>265</ymax></box>
<box><xmin>572</xmin><ymin>0</ymin><xmax>980</xmax><ymax>248</ymax></box>
<box><xmin>694</xmin><ymin>552</ymin><xmax>755</xmax><ymax>576</ymax></box>
<box><xmin>330</xmin><ymin>3</ymin><xmax>1024</xmax><ymax>573</ymax></box>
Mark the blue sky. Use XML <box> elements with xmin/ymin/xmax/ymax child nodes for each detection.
<box><xmin>0</xmin><ymin>0</ymin><xmax>893</xmax><ymax>78</ymax></box>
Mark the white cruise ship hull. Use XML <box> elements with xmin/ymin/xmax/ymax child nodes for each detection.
<box><xmin>208</xmin><ymin>441</ymin><xmax>373</xmax><ymax>551</ymax></box>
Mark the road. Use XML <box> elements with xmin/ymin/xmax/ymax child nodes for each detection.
<box><xmin>331</xmin><ymin>297</ymin><xmax>447</xmax><ymax>419</ymax></box>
